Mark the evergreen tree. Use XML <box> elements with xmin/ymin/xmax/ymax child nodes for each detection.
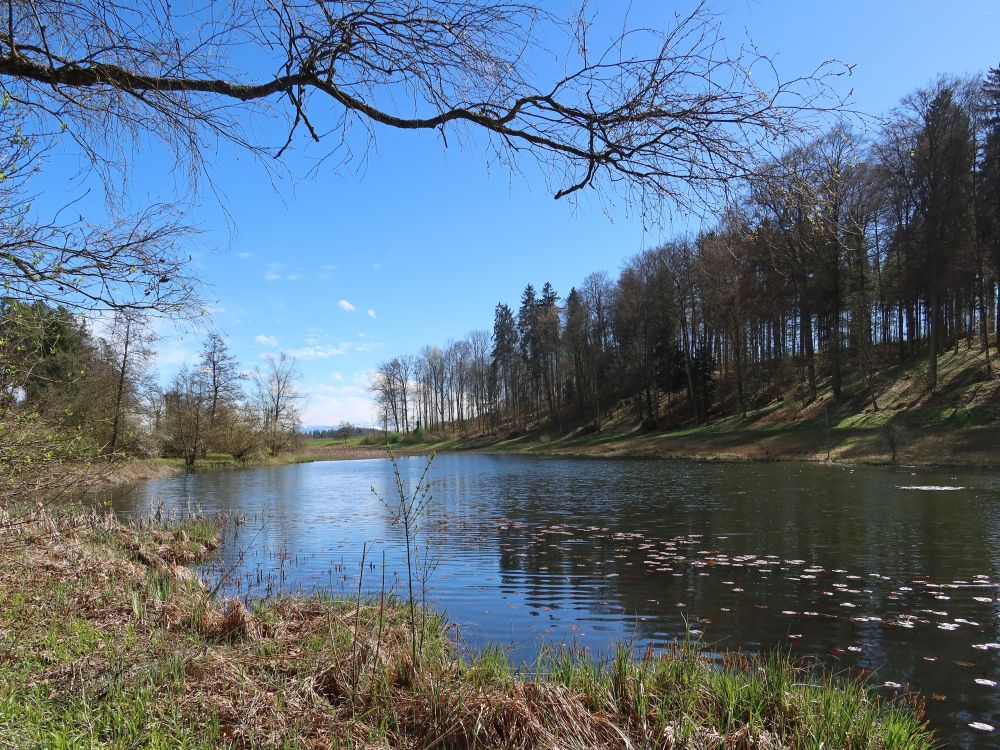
<box><xmin>537</xmin><ymin>282</ymin><xmax>561</xmax><ymax>425</ymax></box>
<box><xmin>912</xmin><ymin>84</ymin><xmax>975</xmax><ymax>389</ymax></box>
<box><xmin>0</xmin><ymin>300</ymin><xmax>92</xmax><ymax>407</ymax></box>
<box><xmin>516</xmin><ymin>284</ymin><xmax>540</xmax><ymax>416</ymax></box>
<box><xmin>982</xmin><ymin>66</ymin><xmax>1000</xmax><ymax>337</ymax></box>
<box><xmin>491</xmin><ymin>303</ymin><xmax>519</xmax><ymax>426</ymax></box>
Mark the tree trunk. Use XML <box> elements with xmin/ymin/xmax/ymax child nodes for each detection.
<box><xmin>109</xmin><ymin>322</ymin><xmax>131</xmax><ymax>455</ymax></box>
<box><xmin>800</xmin><ymin>301</ymin><xmax>817</xmax><ymax>403</ymax></box>
<box><xmin>929</xmin><ymin>291</ymin><xmax>939</xmax><ymax>391</ymax></box>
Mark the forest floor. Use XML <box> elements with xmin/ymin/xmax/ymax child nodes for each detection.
<box><xmin>355</xmin><ymin>342</ymin><xmax>1000</xmax><ymax>468</ymax></box>
<box><xmin>0</xmin><ymin>506</ymin><xmax>935</xmax><ymax>749</ymax></box>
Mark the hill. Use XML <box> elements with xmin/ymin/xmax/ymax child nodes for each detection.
<box><xmin>373</xmin><ymin>343</ymin><xmax>1000</xmax><ymax>467</ymax></box>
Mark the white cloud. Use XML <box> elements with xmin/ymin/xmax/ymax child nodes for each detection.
<box><xmin>237</xmin><ymin>251</ymin><xmax>255</xmax><ymax>259</ymax></box>
<box><xmin>155</xmin><ymin>341</ymin><xmax>198</xmax><ymax>369</ymax></box>
<box><xmin>302</xmin><ymin>393</ymin><xmax>376</xmax><ymax>427</ymax></box>
<box><xmin>322</xmin><ymin>264</ymin><xmax>337</xmax><ymax>272</ymax></box>
<box><xmin>338</xmin><ymin>299</ymin><xmax>356</xmax><ymax>312</ymax></box>
<box><xmin>263</xmin><ymin>262</ymin><xmax>303</xmax><ymax>282</ymax></box>
<box><xmin>302</xmin><ymin>377</ymin><xmax>377</xmax><ymax>426</ymax></box>
<box><xmin>283</xmin><ymin>344</ymin><xmax>348</xmax><ymax>360</ymax></box>
<box><xmin>332</xmin><ymin>371</ymin><xmax>344</xmax><ymax>381</ymax></box>
<box><xmin>366</xmin><ymin>309</ymin><xmax>376</xmax><ymax>319</ymax></box>
<box><xmin>255</xmin><ymin>334</ymin><xmax>279</xmax><ymax>347</ymax></box>
<box><xmin>313</xmin><ymin>382</ymin><xmax>366</xmax><ymax>397</ymax></box>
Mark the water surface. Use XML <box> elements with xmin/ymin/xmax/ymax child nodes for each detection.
<box><xmin>106</xmin><ymin>455</ymin><xmax>1000</xmax><ymax>748</ymax></box>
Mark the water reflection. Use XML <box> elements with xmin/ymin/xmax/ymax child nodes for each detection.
<box><xmin>104</xmin><ymin>455</ymin><xmax>1000</xmax><ymax>748</ymax></box>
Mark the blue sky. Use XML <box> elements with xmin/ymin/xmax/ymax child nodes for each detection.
<box><xmin>43</xmin><ymin>0</ymin><xmax>1000</xmax><ymax>426</ymax></box>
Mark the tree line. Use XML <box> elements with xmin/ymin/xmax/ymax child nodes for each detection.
<box><xmin>0</xmin><ymin>301</ymin><xmax>303</xmax><ymax>466</ymax></box>
<box><xmin>372</xmin><ymin>69</ymin><xmax>1000</xmax><ymax>436</ymax></box>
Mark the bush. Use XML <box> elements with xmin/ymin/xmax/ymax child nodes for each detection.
<box><xmin>400</xmin><ymin>426</ymin><xmax>426</xmax><ymax>444</ymax></box>
<box><xmin>360</xmin><ymin>431</ymin><xmax>401</xmax><ymax>446</ymax></box>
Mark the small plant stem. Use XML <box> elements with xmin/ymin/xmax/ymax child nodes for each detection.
<box><xmin>370</xmin><ymin>549</ymin><xmax>386</xmax><ymax>706</ymax></box>
<box><xmin>351</xmin><ymin>540</ymin><xmax>368</xmax><ymax>705</ymax></box>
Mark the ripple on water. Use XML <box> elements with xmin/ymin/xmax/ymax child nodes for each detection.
<box><xmin>106</xmin><ymin>455</ymin><xmax>1000</xmax><ymax>749</ymax></box>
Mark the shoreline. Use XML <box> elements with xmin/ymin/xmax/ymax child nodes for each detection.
<box><xmin>301</xmin><ymin>423</ymin><xmax>1000</xmax><ymax>471</ymax></box>
<box><xmin>82</xmin><ymin>458</ymin><xmax>187</xmax><ymax>489</ymax></box>
<box><xmin>104</xmin><ymin>419</ymin><xmax>999</xmax><ymax>492</ymax></box>
<box><xmin>0</xmin><ymin>507</ymin><xmax>936</xmax><ymax>749</ymax></box>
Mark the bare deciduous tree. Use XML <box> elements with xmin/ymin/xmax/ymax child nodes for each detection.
<box><xmin>104</xmin><ymin>310</ymin><xmax>157</xmax><ymax>455</ymax></box>
<box><xmin>0</xmin><ymin>1</ymin><xmax>848</xmax><ymax>211</ymax></box>
<box><xmin>164</xmin><ymin>365</ymin><xmax>210</xmax><ymax>466</ymax></box>
<box><xmin>253</xmin><ymin>352</ymin><xmax>302</xmax><ymax>455</ymax></box>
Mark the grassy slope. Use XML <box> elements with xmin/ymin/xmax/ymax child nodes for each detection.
<box><xmin>144</xmin><ymin>345</ymin><xmax>998</xmax><ymax>472</ymax></box>
<box><xmin>0</xmin><ymin>509</ymin><xmax>934</xmax><ymax>749</ymax></box>
<box><xmin>366</xmin><ymin>344</ymin><xmax>1000</xmax><ymax>467</ymax></box>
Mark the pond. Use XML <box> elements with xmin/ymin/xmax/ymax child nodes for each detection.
<box><xmin>105</xmin><ymin>454</ymin><xmax>1000</xmax><ymax>748</ymax></box>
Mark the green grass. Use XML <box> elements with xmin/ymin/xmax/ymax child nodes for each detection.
<box><xmin>528</xmin><ymin>644</ymin><xmax>931</xmax><ymax>749</ymax></box>
<box><xmin>304</xmin><ymin>436</ymin><xmax>367</xmax><ymax>448</ymax></box>
<box><xmin>157</xmin><ymin>451</ymin><xmax>320</xmax><ymax>472</ymax></box>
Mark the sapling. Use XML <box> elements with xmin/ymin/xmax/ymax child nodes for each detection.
<box><xmin>371</xmin><ymin>447</ymin><xmax>435</xmax><ymax>667</ymax></box>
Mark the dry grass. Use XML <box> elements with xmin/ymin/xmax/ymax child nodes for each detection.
<box><xmin>0</xmin><ymin>508</ymin><xmax>935</xmax><ymax>749</ymax></box>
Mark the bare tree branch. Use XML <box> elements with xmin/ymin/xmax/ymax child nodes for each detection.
<box><xmin>0</xmin><ymin>0</ymin><xmax>851</xmax><ymax>212</ymax></box>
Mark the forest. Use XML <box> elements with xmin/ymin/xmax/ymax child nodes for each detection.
<box><xmin>370</xmin><ymin>70</ymin><xmax>1000</xmax><ymax>438</ymax></box>
<box><xmin>0</xmin><ymin>2</ymin><xmax>993</xmax><ymax>748</ymax></box>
